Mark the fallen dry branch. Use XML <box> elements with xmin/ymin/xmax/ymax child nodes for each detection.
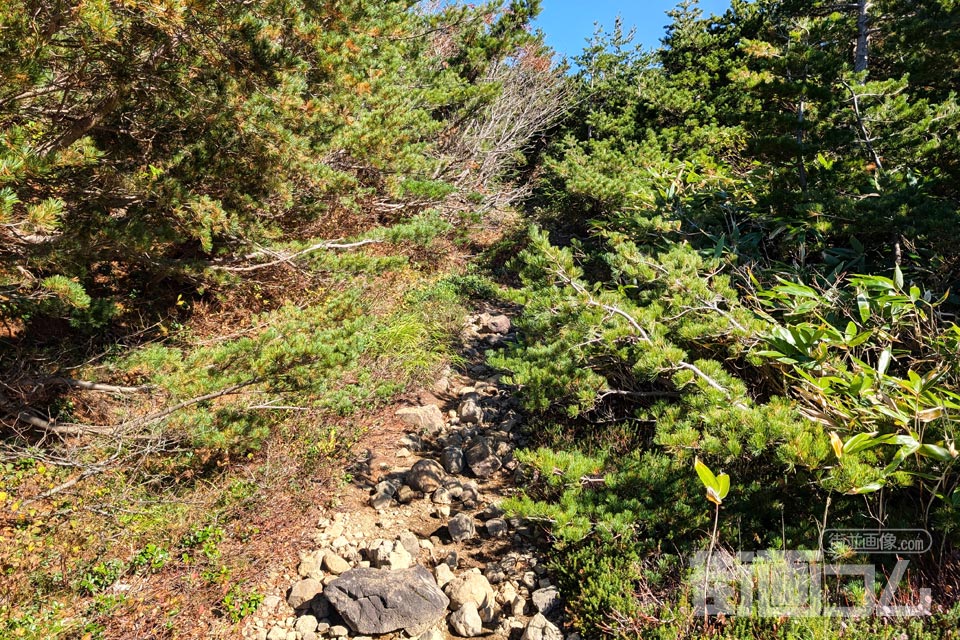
<box><xmin>213</xmin><ymin>239</ymin><xmax>383</xmax><ymax>273</ymax></box>
<box><xmin>14</xmin><ymin>378</ymin><xmax>259</xmax><ymax>437</ymax></box>
<box><xmin>46</xmin><ymin>377</ymin><xmax>153</xmax><ymax>394</ymax></box>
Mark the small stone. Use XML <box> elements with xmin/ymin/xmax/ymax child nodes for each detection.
<box><xmin>440</xmin><ymin>446</ymin><xmax>464</xmax><ymax>475</ymax></box>
<box><xmin>521</xmin><ymin>613</ymin><xmax>562</xmax><ymax>640</ymax></box>
<box><xmin>396</xmin><ymin>447</ymin><xmax>412</xmax><ymax>458</ymax></box>
<box><xmin>329</xmin><ymin>625</ymin><xmax>349</xmax><ymax>637</ymax></box>
<box><xmin>461</xmin><ymin>481</ymin><xmax>481</xmax><ymax>507</ymax></box>
<box><xmin>459</xmin><ymin>398</ymin><xmax>483</xmax><ymax>425</ymax></box>
<box><xmin>448</xmin><ymin>602</ymin><xmax>483</xmax><ymax>637</ymax></box>
<box><xmin>465</xmin><ymin>438</ymin><xmax>501</xmax><ymax>478</ymax></box>
<box><xmin>432</xmin><ymin>487</ymin><xmax>453</xmax><ymax>505</ymax></box>
<box><xmin>370</xmin><ymin>480</ymin><xmax>398</xmax><ymax>510</ymax></box>
<box><xmin>303</xmin><ymin>633</ymin><xmax>318</xmax><ymax>640</ymax></box>
<box><xmin>478</xmin><ymin>314</ymin><xmax>511</xmax><ymax>335</ymax></box>
<box><xmin>511</xmin><ymin>595</ymin><xmax>526</xmax><ymax>617</ymax></box>
<box><xmin>521</xmin><ymin>572</ymin><xmax>537</xmax><ymax>590</ymax></box>
<box><xmin>388</xmin><ymin>541</ymin><xmax>413</xmax><ymax>570</ymax></box>
<box><xmin>322</xmin><ymin>552</ymin><xmax>351</xmax><ymax>576</ymax></box>
<box><xmin>396</xmin><ymin>405</ymin><xmax>446</xmax><ymax>436</ymax></box>
<box><xmin>436</xmin><ymin>504</ymin><xmax>452</xmax><ymax>517</ymax></box>
<box><xmin>287</xmin><ymin>578</ymin><xmax>322</xmax><ymax>610</ymax></box>
<box><xmin>435</xmin><ymin>562</ymin><xmax>455</xmax><ymax>588</ymax></box>
<box><xmin>407</xmin><ymin>459</ymin><xmax>446</xmax><ymax>493</ymax></box>
<box><xmin>327</xmin><ymin>519</ymin><xmax>344</xmax><ymax>534</ymax></box>
<box><xmin>294</xmin><ymin>615</ymin><xmax>318</xmax><ymax>634</ymax></box>
<box><xmin>532</xmin><ymin>587</ymin><xmax>560</xmax><ymax>616</ymax></box>
<box><xmin>298</xmin><ymin>553</ymin><xmax>323</xmax><ymax>579</ymax></box>
<box><xmin>398</xmin><ymin>530</ymin><xmax>421</xmax><ymax>557</ymax></box>
<box><xmin>396</xmin><ymin>485</ymin><xmax>420</xmax><ymax>504</ymax></box>
<box><xmin>261</xmin><ymin>594</ymin><xmax>282</xmax><ymax>612</ymax></box>
<box><xmin>483</xmin><ymin>565</ymin><xmax>506</xmax><ymax>585</ymax></box>
<box><xmin>417</xmin><ymin>629</ymin><xmax>444</xmax><ymax>640</ymax></box>
<box><xmin>485</xmin><ymin>518</ymin><xmax>508</xmax><ymax>538</ymax></box>
<box><xmin>448</xmin><ymin>513</ymin><xmax>476</xmax><ymax>542</ymax></box>
<box><xmin>420</xmin><ymin>538</ymin><xmax>434</xmax><ymax>550</ymax></box>
<box><xmin>316</xmin><ymin>622</ymin><xmax>330</xmax><ymax>634</ymax></box>
<box><xmin>266</xmin><ymin>626</ymin><xmax>286</xmax><ymax>640</ymax></box>
<box><xmin>444</xmin><ymin>572</ymin><xmax>495</xmax><ymax>611</ymax></box>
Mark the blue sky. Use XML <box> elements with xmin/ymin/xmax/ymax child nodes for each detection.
<box><xmin>533</xmin><ymin>0</ymin><xmax>733</xmax><ymax>61</ymax></box>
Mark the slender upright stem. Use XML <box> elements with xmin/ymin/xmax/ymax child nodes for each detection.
<box><xmin>703</xmin><ymin>502</ymin><xmax>720</xmax><ymax>625</ymax></box>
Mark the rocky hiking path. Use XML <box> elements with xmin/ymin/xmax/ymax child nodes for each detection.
<box><xmin>240</xmin><ymin>310</ymin><xmax>573</xmax><ymax>640</ymax></box>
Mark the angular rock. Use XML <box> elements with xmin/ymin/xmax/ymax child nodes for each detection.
<box><xmin>407</xmin><ymin>459</ymin><xmax>446</xmax><ymax>493</ymax></box>
<box><xmin>485</xmin><ymin>518</ymin><xmax>508</xmax><ymax>538</ymax></box>
<box><xmin>435</xmin><ymin>563</ymin><xmax>455</xmax><ymax>588</ymax></box>
<box><xmin>498</xmin><ymin>582</ymin><xmax>517</xmax><ymax>605</ymax></box>
<box><xmin>432</xmin><ymin>487</ymin><xmax>453</xmax><ymax>505</ymax></box>
<box><xmin>460</xmin><ymin>481</ymin><xmax>481</xmax><ymax>508</ymax></box>
<box><xmin>389</xmin><ymin>541</ymin><xmax>413</xmax><ymax>570</ymax></box>
<box><xmin>417</xmin><ymin>629</ymin><xmax>444</xmax><ymax>640</ymax></box>
<box><xmin>448</xmin><ymin>513</ymin><xmax>476</xmax><ymax>542</ymax></box>
<box><xmin>396</xmin><ymin>485</ymin><xmax>420</xmax><ymax>504</ymax></box>
<box><xmin>368</xmin><ymin>540</ymin><xmax>411</xmax><ymax>570</ymax></box>
<box><xmin>287</xmin><ymin>578</ymin><xmax>322</xmax><ymax>610</ymax></box>
<box><xmin>478</xmin><ymin>313</ymin><xmax>511</xmax><ymax>335</ymax></box>
<box><xmin>458</xmin><ymin>398</ymin><xmax>483</xmax><ymax>425</ymax></box>
<box><xmin>398</xmin><ymin>530</ymin><xmax>421</xmax><ymax>557</ymax></box>
<box><xmin>396</xmin><ymin>405</ymin><xmax>446</xmax><ymax>436</ymax></box>
<box><xmin>479</xmin><ymin>600</ymin><xmax>497</xmax><ymax>624</ymax></box>
<box><xmin>322</xmin><ymin>551</ymin><xmax>351</xmax><ymax>576</ymax></box>
<box><xmin>440</xmin><ymin>446</ymin><xmax>464</xmax><ymax>475</ymax></box>
<box><xmin>370</xmin><ymin>480</ymin><xmax>398</xmax><ymax>510</ymax></box>
<box><xmin>448</xmin><ymin>602</ymin><xmax>483</xmax><ymax>637</ymax></box>
<box><xmin>521</xmin><ymin>613</ymin><xmax>562</xmax><ymax>640</ymax></box>
<box><xmin>444</xmin><ymin>571</ymin><xmax>495</xmax><ymax>611</ymax></box>
<box><xmin>295</xmin><ymin>615</ymin><xmax>319</xmax><ymax>634</ymax></box>
<box><xmin>298</xmin><ymin>553</ymin><xmax>323</xmax><ymax>579</ymax></box>
<box><xmin>532</xmin><ymin>586</ymin><xmax>560</xmax><ymax>616</ymax></box>
<box><xmin>329</xmin><ymin>626</ymin><xmax>349</xmax><ymax>638</ymax></box>
<box><xmin>511</xmin><ymin>595</ymin><xmax>526</xmax><ymax>617</ymax></box>
<box><xmin>465</xmin><ymin>438</ymin><xmax>501</xmax><ymax>478</ymax></box>
<box><xmin>483</xmin><ymin>564</ymin><xmax>507</xmax><ymax>585</ymax></box>
<box><xmin>325</xmin><ymin>566</ymin><xmax>450</xmax><ymax>636</ymax></box>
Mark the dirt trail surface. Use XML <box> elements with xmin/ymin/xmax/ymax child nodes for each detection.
<box><xmin>239</xmin><ymin>310</ymin><xmax>574</xmax><ymax>640</ymax></box>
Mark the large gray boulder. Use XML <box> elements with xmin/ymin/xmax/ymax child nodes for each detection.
<box><xmin>325</xmin><ymin>566</ymin><xmax>449</xmax><ymax>636</ymax></box>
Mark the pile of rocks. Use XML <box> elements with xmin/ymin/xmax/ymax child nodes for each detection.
<box><xmin>244</xmin><ymin>312</ymin><xmax>570</xmax><ymax>640</ymax></box>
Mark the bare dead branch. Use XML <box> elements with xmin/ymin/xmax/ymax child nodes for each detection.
<box><xmin>212</xmin><ymin>239</ymin><xmax>383</xmax><ymax>273</ymax></box>
<box><xmin>47</xmin><ymin>377</ymin><xmax>153</xmax><ymax>394</ymax></box>
<box><xmin>14</xmin><ymin>378</ymin><xmax>259</xmax><ymax>437</ymax></box>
